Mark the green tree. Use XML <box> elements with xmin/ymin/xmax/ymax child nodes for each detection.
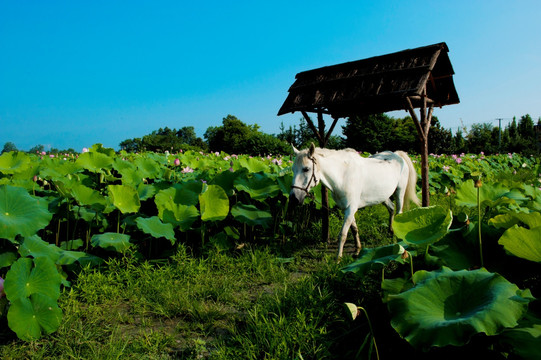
<box><xmin>1</xmin><ymin>142</ymin><xmax>17</xmax><ymax>154</ymax></box>
<box><xmin>204</xmin><ymin>115</ymin><xmax>290</xmax><ymax>155</ymax></box>
<box><xmin>342</xmin><ymin>113</ymin><xmax>394</xmax><ymax>153</ymax></box>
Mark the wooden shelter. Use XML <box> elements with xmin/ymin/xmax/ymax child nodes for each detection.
<box><xmin>278</xmin><ymin>42</ymin><xmax>459</xmax><ymax>241</ymax></box>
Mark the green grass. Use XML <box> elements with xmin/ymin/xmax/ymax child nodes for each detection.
<box><xmin>2</xmin><ymin>188</ymin><xmax>519</xmax><ymax>359</ymax></box>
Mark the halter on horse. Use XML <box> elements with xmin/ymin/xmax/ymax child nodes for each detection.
<box><xmin>290</xmin><ymin>143</ymin><xmax>420</xmax><ymax>259</ymax></box>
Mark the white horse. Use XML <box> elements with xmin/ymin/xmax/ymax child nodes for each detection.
<box><xmin>290</xmin><ymin>143</ymin><xmax>420</xmax><ymax>259</ymax></box>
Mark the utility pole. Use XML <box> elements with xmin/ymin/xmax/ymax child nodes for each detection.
<box><xmin>494</xmin><ymin>118</ymin><xmax>511</xmax><ymax>152</ymax></box>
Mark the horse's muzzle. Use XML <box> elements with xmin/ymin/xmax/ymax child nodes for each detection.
<box><xmin>289</xmin><ymin>190</ymin><xmax>304</xmax><ymax>207</ymax></box>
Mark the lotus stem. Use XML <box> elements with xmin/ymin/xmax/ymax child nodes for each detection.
<box><xmin>477</xmin><ymin>185</ymin><xmax>484</xmax><ymax>267</ymax></box>
<box><xmin>358</xmin><ymin>306</ymin><xmax>380</xmax><ymax>360</ymax></box>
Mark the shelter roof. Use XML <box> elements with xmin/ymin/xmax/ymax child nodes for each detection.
<box><xmin>278</xmin><ymin>42</ymin><xmax>459</xmax><ymax>118</ymax></box>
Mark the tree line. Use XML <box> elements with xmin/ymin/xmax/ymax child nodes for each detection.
<box><xmin>3</xmin><ymin>114</ymin><xmax>540</xmax><ymax>156</ymax></box>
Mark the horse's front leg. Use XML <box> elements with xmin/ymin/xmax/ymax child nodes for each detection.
<box><xmin>337</xmin><ymin>208</ymin><xmax>356</xmax><ymax>260</ymax></box>
<box><xmin>350</xmin><ymin>220</ymin><xmax>362</xmax><ymax>256</ymax></box>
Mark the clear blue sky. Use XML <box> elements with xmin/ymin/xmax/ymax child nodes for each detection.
<box><xmin>1</xmin><ymin>1</ymin><xmax>540</xmax><ymax>151</ymax></box>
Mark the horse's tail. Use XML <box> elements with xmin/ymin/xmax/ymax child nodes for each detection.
<box><xmin>395</xmin><ymin>151</ymin><xmax>421</xmax><ymax>209</ymax></box>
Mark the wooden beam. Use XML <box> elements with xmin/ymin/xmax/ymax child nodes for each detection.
<box><xmin>325</xmin><ymin>116</ymin><xmax>340</xmax><ymax>145</ymax></box>
<box><xmin>405</xmin><ymin>95</ymin><xmax>430</xmax><ymax>207</ymax></box>
<box><xmin>301</xmin><ymin>111</ymin><xmax>323</xmax><ymax>144</ymax></box>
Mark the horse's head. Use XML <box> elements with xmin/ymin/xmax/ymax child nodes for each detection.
<box><xmin>289</xmin><ymin>143</ymin><xmax>320</xmax><ymax>206</ymax></box>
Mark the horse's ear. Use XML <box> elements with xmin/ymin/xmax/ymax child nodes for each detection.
<box><xmin>292</xmin><ymin>144</ymin><xmax>299</xmax><ymax>155</ymax></box>
<box><xmin>309</xmin><ymin>142</ymin><xmax>316</xmax><ymax>157</ymax></box>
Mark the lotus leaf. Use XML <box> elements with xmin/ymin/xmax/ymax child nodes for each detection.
<box><xmin>134</xmin><ymin>157</ymin><xmax>162</xmax><ymax>179</ymax></box>
<box><xmin>76</xmin><ymin>151</ymin><xmax>113</xmax><ymax>172</ymax></box>
<box><xmin>387</xmin><ymin>267</ymin><xmax>533</xmax><ymax>349</ymax></box>
<box><xmin>455</xmin><ymin>180</ymin><xmax>520</xmax><ymax>208</ymax></box>
<box><xmin>107</xmin><ymin>184</ymin><xmax>141</xmax><ymax>213</ymax></box>
<box><xmin>489</xmin><ymin>211</ymin><xmax>541</xmax><ymax>229</ymax></box>
<box><xmin>341</xmin><ymin>242</ymin><xmax>411</xmax><ymax>276</ymax></box>
<box><xmin>498</xmin><ymin>225</ymin><xmax>541</xmax><ymax>262</ymax></box>
<box><xmin>89</xmin><ymin>143</ymin><xmax>116</xmax><ymax>156</ymax></box>
<box><xmin>392</xmin><ymin>206</ymin><xmax>452</xmax><ymax>246</ymax></box>
<box><xmin>231</xmin><ymin>202</ymin><xmax>272</xmax><ymax>228</ymax></box>
<box><xmin>499</xmin><ymin>313</ymin><xmax>541</xmax><ymax>360</ymax></box>
<box><xmin>209</xmin><ymin>169</ymin><xmax>240</xmax><ymax>196</ymax></box>
<box><xmin>238</xmin><ymin>157</ymin><xmax>269</xmax><ymax>173</ymax></box>
<box><xmin>135</xmin><ymin>216</ymin><xmax>176</xmax><ymax>243</ymax></box>
<box><xmin>199</xmin><ymin>185</ymin><xmax>229</xmax><ymax>221</ymax></box>
<box><xmin>0</xmin><ymin>185</ymin><xmax>53</xmax><ymax>241</ymax></box>
<box><xmin>0</xmin><ymin>151</ymin><xmax>31</xmax><ymax>174</ymax></box>
<box><xmin>4</xmin><ymin>257</ymin><xmax>62</xmax><ymax>301</ymax></box>
<box><xmin>71</xmin><ymin>183</ymin><xmax>107</xmax><ymax>209</ymax></box>
<box><xmin>234</xmin><ymin>173</ymin><xmax>280</xmax><ymax>201</ymax></box>
<box><xmin>91</xmin><ymin>232</ymin><xmax>132</xmax><ymax>252</ymax></box>
<box><xmin>0</xmin><ymin>251</ymin><xmax>17</xmax><ymax>268</ymax></box>
<box><xmin>19</xmin><ymin>235</ymin><xmax>61</xmax><ymax>262</ymax></box>
<box><xmin>137</xmin><ymin>183</ymin><xmax>156</xmax><ymax>201</ymax></box>
<box><xmin>7</xmin><ymin>293</ymin><xmax>63</xmax><ymax>341</ymax></box>
<box><xmin>155</xmin><ymin>186</ymin><xmax>200</xmax><ymax>231</ymax></box>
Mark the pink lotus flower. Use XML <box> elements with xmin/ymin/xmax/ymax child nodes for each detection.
<box><xmin>181</xmin><ymin>166</ymin><xmax>194</xmax><ymax>173</ymax></box>
<box><xmin>82</xmin><ymin>147</ymin><xmax>89</xmax><ymax>153</ymax></box>
<box><xmin>174</xmin><ymin>158</ymin><xmax>180</xmax><ymax>166</ymax></box>
<box><xmin>455</xmin><ymin>158</ymin><xmax>462</xmax><ymax>164</ymax></box>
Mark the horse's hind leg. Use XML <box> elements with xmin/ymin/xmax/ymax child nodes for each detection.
<box><xmin>384</xmin><ymin>198</ymin><xmax>395</xmax><ymax>233</ymax></box>
<box><xmin>337</xmin><ymin>208</ymin><xmax>356</xmax><ymax>260</ymax></box>
<box><xmin>350</xmin><ymin>220</ymin><xmax>362</xmax><ymax>255</ymax></box>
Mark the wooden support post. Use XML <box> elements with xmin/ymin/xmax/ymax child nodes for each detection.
<box><xmin>317</xmin><ymin>111</ymin><xmax>330</xmax><ymax>243</ymax></box>
<box><xmin>405</xmin><ymin>92</ymin><xmax>433</xmax><ymax>207</ymax></box>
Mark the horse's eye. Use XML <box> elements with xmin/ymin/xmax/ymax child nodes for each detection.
<box><xmin>302</xmin><ymin>167</ymin><xmax>310</xmax><ymax>173</ymax></box>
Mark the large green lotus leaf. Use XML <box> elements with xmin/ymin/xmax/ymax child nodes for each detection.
<box><xmin>107</xmin><ymin>184</ymin><xmax>140</xmax><ymax>214</ymax></box>
<box><xmin>19</xmin><ymin>235</ymin><xmax>61</xmax><ymax>263</ymax></box>
<box><xmin>134</xmin><ymin>157</ymin><xmax>163</xmax><ymax>179</ymax></box>
<box><xmin>209</xmin><ymin>169</ymin><xmax>241</xmax><ymax>196</ymax></box>
<box><xmin>387</xmin><ymin>267</ymin><xmax>533</xmax><ymax>350</ymax></box>
<box><xmin>489</xmin><ymin>212</ymin><xmax>541</xmax><ymax>230</ymax></box>
<box><xmin>341</xmin><ymin>242</ymin><xmax>411</xmax><ymax>276</ymax></box>
<box><xmin>238</xmin><ymin>157</ymin><xmax>269</xmax><ymax>173</ymax></box>
<box><xmin>0</xmin><ymin>185</ymin><xmax>53</xmax><ymax>241</ymax></box>
<box><xmin>7</xmin><ymin>294</ymin><xmax>63</xmax><ymax>341</ymax></box>
<box><xmin>0</xmin><ymin>151</ymin><xmax>31</xmax><ymax>174</ymax></box>
<box><xmin>4</xmin><ymin>257</ymin><xmax>62</xmax><ymax>301</ymax></box>
<box><xmin>428</xmin><ymin>228</ymin><xmax>478</xmax><ymax>270</ymax></box>
<box><xmin>89</xmin><ymin>143</ymin><xmax>116</xmax><ymax>157</ymax></box>
<box><xmin>137</xmin><ymin>183</ymin><xmax>156</xmax><ymax>201</ymax></box>
<box><xmin>199</xmin><ymin>185</ymin><xmax>229</xmax><ymax>222</ymax></box>
<box><xmin>155</xmin><ymin>186</ymin><xmax>200</xmax><ymax>231</ymax></box>
<box><xmin>0</xmin><ymin>250</ymin><xmax>17</xmax><ymax>268</ymax></box>
<box><xmin>234</xmin><ymin>173</ymin><xmax>280</xmax><ymax>201</ymax></box>
<box><xmin>392</xmin><ymin>206</ymin><xmax>452</xmax><ymax>246</ymax></box>
<box><xmin>135</xmin><ymin>216</ymin><xmax>176</xmax><ymax>243</ymax></box>
<box><xmin>231</xmin><ymin>202</ymin><xmax>272</xmax><ymax>228</ymax></box>
<box><xmin>498</xmin><ymin>225</ymin><xmax>541</xmax><ymax>263</ymax></box>
<box><xmin>39</xmin><ymin>159</ymin><xmax>82</xmax><ymax>179</ymax></box>
<box><xmin>276</xmin><ymin>172</ymin><xmax>293</xmax><ymax>197</ymax></box>
<box><xmin>57</xmin><ymin>250</ymin><xmax>103</xmax><ymax>266</ymax></box>
<box><xmin>71</xmin><ymin>183</ymin><xmax>107</xmax><ymax>209</ymax></box>
<box><xmin>113</xmin><ymin>159</ymin><xmax>145</xmax><ymax>185</ymax></box>
<box><xmin>76</xmin><ymin>151</ymin><xmax>113</xmax><ymax>172</ymax></box>
<box><xmin>91</xmin><ymin>232</ymin><xmax>132</xmax><ymax>253</ymax></box>
<box><xmin>499</xmin><ymin>313</ymin><xmax>541</xmax><ymax>360</ymax></box>
<box><xmin>155</xmin><ymin>181</ymin><xmax>202</xmax><ymax>207</ymax></box>
<box><xmin>455</xmin><ymin>180</ymin><xmax>519</xmax><ymax>208</ymax></box>
<box><xmin>162</xmin><ymin>206</ymin><xmax>199</xmax><ymax>231</ymax></box>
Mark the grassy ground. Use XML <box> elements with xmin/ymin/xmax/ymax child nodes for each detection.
<box><xmin>0</xmin><ymin>201</ymin><xmax>399</xmax><ymax>359</ymax></box>
<box><xmin>0</xmin><ymin>183</ymin><xmax>537</xmax><ymax>359</ymax></box>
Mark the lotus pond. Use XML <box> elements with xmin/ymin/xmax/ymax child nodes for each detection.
<box><xmin>0</xmin><ymin>145</ymin><xmax>540</xmax><ymax>359</ymax></box>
